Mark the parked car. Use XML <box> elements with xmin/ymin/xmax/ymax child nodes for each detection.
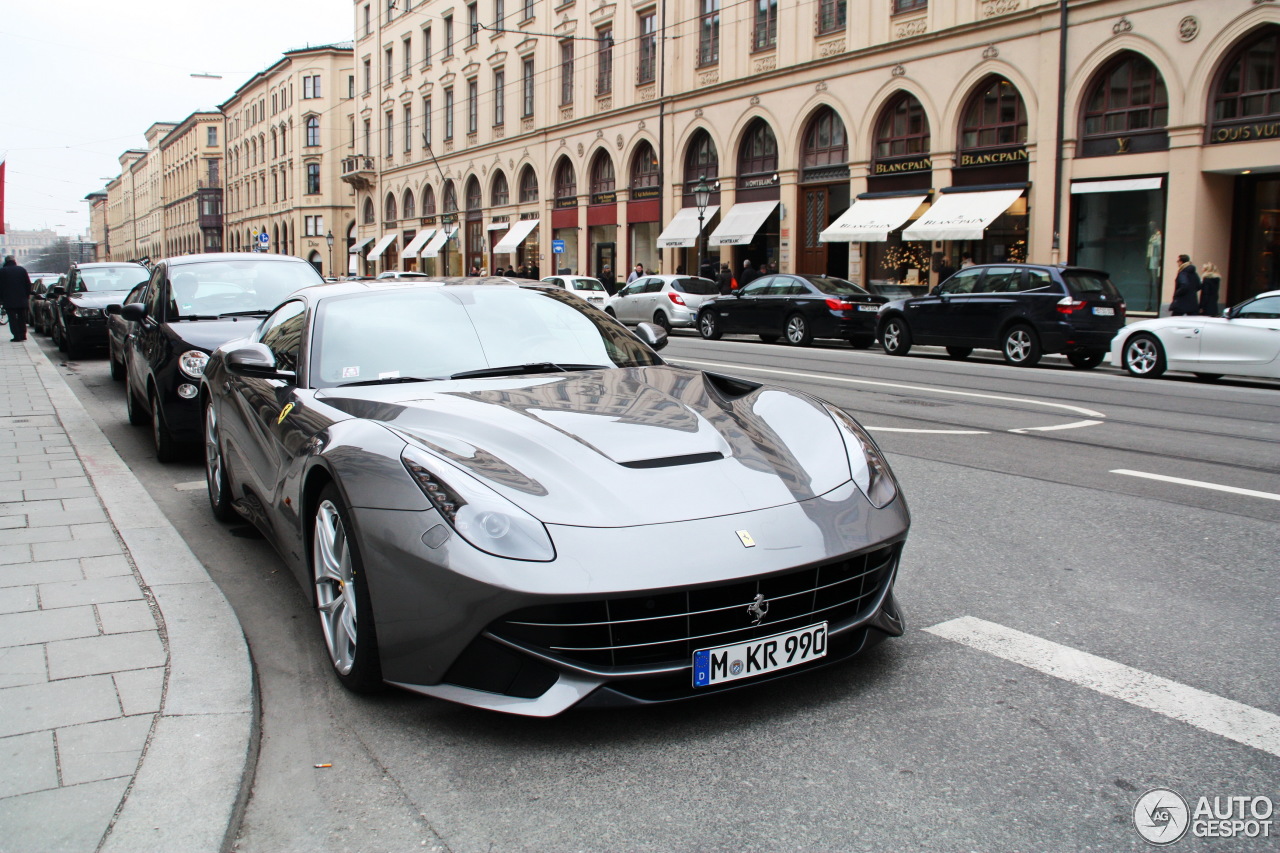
<box><xmin>877</xmin><ymin>263</ymin><xmax>1126</xmax><ymax>368</ymax></box>
<box><xmin>605</xmin><ymin>274</ymin><xmax>720</xmax><ymax>330</ymax></box>
<box><xmin>1109</xmin><ymin>289</ymin><xmax>1280</xmax><ymax>381</ymax></box>
<box><xmin>29</xmin><ymin>274</ymin><xmax>62</xmax><ymax>336</ymax></box>
<box><xmin>121</xmin><ymin>253</ymin><xmax>323</xmax><ymax>462</ymax></box>
<box><xmin>200</xmin><ymin>281</ymin><xmax>909</xmax><ymax>715</ymax></box>
<box><xmin>698</xmin><ymin>273</ymin><xmax>889</xmax><ymax>347</ymax></box>
<box><xmin>105</xmin><ymin>281</ymin><xmax>148</xmax><ymax>381</ymax></box>
<box><xmin>375</xmin><ymin>270</ymin><xmax>434</xmax><ymax>280</ymax></box>
<box><xmin>539</xmin><ymin>274</ymin><xmax>610</xmax><ymax>308</ymax></box>
<box><xmin>49</xmin><ymin>262</ymin><xmax>150</xmax><ymax>358</ymax></box>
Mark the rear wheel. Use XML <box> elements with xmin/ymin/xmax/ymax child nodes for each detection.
<box><xmin>946</xmin><ymin>346</ymin><xmax>973</xmax><ymax>360</ymax></box>
<box><xmin>204</xmin><ymin>400</ymin><xmax>236</xmax><ymax>522</ymax></box>
<box><xmin>880</xmin><ymin>317</ymin><xmax>912</xmax><ymax>356</ymax></box>
<box><xmin>697</xmin><ymin>310</ymin><xmax>721</xmax><ymax>340</ymax></box>
<box><xmin>652</xmin><ymin>310</ymin><xmax>672</xmax><ymax>333</ymax></box>
<box><xmin>54</xmin><ymin>321</ymin><xmax>67</xmax><ymax>352</ymax></box>
<box><xmin>1122</xmin><ymin>333</ymin><xmax>1166</xmax><ymax>378</ymax></box>
<box><xmin>108</xmin><ymin>337</ymin><xmax>124</xmax><ymax>381</ymax></box>
<box><xmin>1002</xmin><ymin>324</ymin><xmax>1042</xmax><ymax>367</ymax></box>
<box><xmin>785</xmin><ymin>313</ymin><xmax>813</xmax><ymax>346</ymax></box>
<box><xmin>312</xmin><ymin>484</ymin><xmax>383</xmax><ymax>692</ymax></box>
<box><xmin>1067</xmin><ymin>349</ymin><xmax>1106</xmax><ymax>370</ymax></box>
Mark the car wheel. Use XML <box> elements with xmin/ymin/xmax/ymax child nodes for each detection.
<box><xmin>604</xmin><ymin>307</ymin><xmax>616</xmax><ymax>318</ymax></box>
<box><xmin>65</xmin><ymin>331</ymin><xmax>82</xmax><ymax>360</ymax></box>
<box><xmin>204</xmin><ymin>399</ymin><xmax>236</xmax><ymax>522</ymax></box>
<box><xmin>108</xmin><ymin>338</ymin><xmax>124</xmax><ymax>381</ymax></box>
<box><xmin>150</xmin><ymin>389</ymin><xmax>179</xmax><ymax>463</ymax></box>
<box><xmin>759</xmin><ymin>334</ymin><xmax>779</xmax><ymax>343</ymax></box>
<box><xmin>880</xmin><ymin>317</ymin><xmax>912</xmax><ymax>356</ymax></box>
<box><xmin>1002</xmin><ymin>324</ymin><xmax>1042</xmax><ymax>367</ymax></box>
<box><xmin>847</xmin><ymin>335</ymin><xmax>875</xmax><ymax>349</ymax></box>
<box><xmin>652</xmin><ymin>310</ymin><xmax>672</xmax><ymax>333</ymax></box>
<box><xmin>1193</xmin><ymin>373</ymin><xmax>1223</xmax><ymax>383</ymax></box>
<box><xmin>54</xmin><ymin>322</ymin><xmax>67</xmax><ymax>352</ymax></box>
<box><xmin>698</xmin><ymin>310</ymin><xmax>721</xmax><ymax>340</ymax></box>
<box><xmin>1123</xmin><ymin>333</ymin><xmax>1166</xmax><ymax>378</ymax></box>
<box><xmin>785</xmin><ymin>313</ymin><xmax>813</xmax><ymax>346</ymax></box>
<box><xmin>312</xmin><ymin>484</ymin><xmax>383</xmax><ymax>692</ymax></box>
<box><xmin>125</xmin><ymin>379</ymin><xmax>149</xmax><ymax>426</ymax></box>
<box><xmin>1067</xmin><ymin>349</ymin><xmax>1106</xmax><ymax>370</ymax></box>
<box><xmin>946</xmin><ymin>346</ymin><xmax>973</xmax><ymax>360</ymax></box>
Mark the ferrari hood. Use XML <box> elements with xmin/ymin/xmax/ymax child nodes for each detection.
<box><xmin>317</xmin><ymin>366</ymin><xmax>852</xmax><ymax>526</ymax></box>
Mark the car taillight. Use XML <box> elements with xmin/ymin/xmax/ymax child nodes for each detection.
<box><xmin>826</xmin><ymin>298</ymin><xmax>855</xmax><ymax>311</ymax></box>
<box><xmin>1057</xmin><ymin>297</ymin><xmax>1087</xmax><ymax>314</ymax></box>
<box><xmin>668</xmin><ymin>292</ymin><xmax>686</xmax><ymax>306</ymax></box>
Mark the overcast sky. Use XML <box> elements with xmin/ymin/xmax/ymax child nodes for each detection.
<box><xmin>0</xmin><ymin>0</ymin><xmax>352</xmax><ymax>237</ymax></box>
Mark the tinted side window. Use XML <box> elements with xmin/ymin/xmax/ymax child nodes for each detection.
<box><xmin>1237</xmin><ymin>295</ymin><xmax>1280</xmax><ymax>319</ymax></box>
<box><xmin>144</xmin><ymin>268</ymin><xmax>166</xmax><ymax>318</ymax></box>
<box><xmin>124</xmin><ymin>284</ymin><xmax>146</xmax><ymax>305</ymax></box>
<box><xmin>940</xmin><ymin>268</ymin><xmax>982</xmax><ymax>294</ymax></box>
<box><xmin>740</xmin><ymin>278</ymin><xmax>772</xmax><ymax>297</ymax></box>
<box><xmin>259</xmin><ymin>300</ymin><xmax>307</xmax><ymax>373</ymax></box>
<box><xmin>977</xmin><ymin>267</ymin><xmax>1021</xmax><ymax>293</ymax></box>
<box><xmin>642</xmin><ymin>279</ymin><xmax>663</xmax><ymax>294</ymax></box>
<box><xmin>1021</xmin><ymin>270</ymin><xmax>1057</xmax><ymax>292</ymax></box>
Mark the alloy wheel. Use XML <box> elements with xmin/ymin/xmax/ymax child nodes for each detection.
<box><xmin>1124</xmin><ymin>336</ymin><xmax>1165</xmax><ymax>377</ymax></box>
<box><xmin>314</xmin><ymin>500</ymin><xmax>358</xmax><ymax>675</ymax></box>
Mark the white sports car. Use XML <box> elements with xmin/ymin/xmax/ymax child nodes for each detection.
<box><xmin>1109</xmin><ymin>289</ymin><xmax>1280</xmax><ymax>381</ymax></box>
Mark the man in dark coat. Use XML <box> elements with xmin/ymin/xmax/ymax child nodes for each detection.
<box><xmin>716</xmin><ymin>263</ymin><xmax>734</xmax><ymax>295</ymax></box>
<box><xmin>738</xmin><ymin>259</ymin><xmax>758</xmax><ymax>289</ymax></box>
<box><xmin>0</xmin><ymin>256</ymin><xmax>33</xmax><ymax>342</ymax></box>
<box><xmin>1170</xmin><ymin>254</ymin><xmax>1201</xmax><ymax>316</ymax></box>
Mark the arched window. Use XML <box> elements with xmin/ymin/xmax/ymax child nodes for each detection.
<box><xmin>737</xmin><ymin>118</ymin><xmax>778</xmax><ymax>178</ymax></box>
<box><xmin>873</xmin><ymin>93</ymin><xmax>930</xmax><ymax>159</ymax></box>
<box><xmin>630</xmin><ymin>141</ymin><xmax>660</xmax><ymax>190</ymax></box>
<box><xmin>960</xmin><ymin>76</ymin><xmax>1027</xmax><ymax>150</ymax></box>
<box><xmin>421</xmin><ymin>185</ymin><xmax>436</xmax><ymax>215</ymax></box>
<box><xmin>590</xmin><ymin>152</ymin><xmax>615</xmax><ymax>196</ymax></box>
<box><xmin>1080</xmin><ymin>52</ymin><xmax>1168</xmax><ymax>152</ymax></box>
<box><xmin>384</xmin><ymin>192</ymin><xmax>397</xmax><ymax>222</ymax></box>
<box><xmin>402</xmin><ymin>188</ymin><xmax>416</xmax><ymax>219</ymax></box>
<box><xmin>1210</xmin><ymin>27</ymin><xmax>1280</xmax><ymax>141</ymax></box>
<box><xmin>519</xmin><ymin>166</ymin><xmax>539</xmax><ymax>202</ymax></box>
<box><xmin>491</xmin><ymin>171</ymin><xmax>510</xmax><ymax>206</ymax></box>
<box><xmin>443</xmin><ymin>180</ymin><xmax>458</xmax><ymax>213</ymax></box>
<box><xmin>554</xmin><ymin>158</ymin><xmax>576</xmax><ymax>200</ymax></box>
<box><xmin>466</xmin><ymin>176</ymin><xmax>483</xmax><ymax>210</ymax></box>
<box><xmin>684</xmin><ymin>130</ymin><xmax>718</xmax><ymax>188</ymax></box>
<box><xmin>306</xmin><ymin>117</ymin><xmax>320</xmax><ymax>147</ymax></box>
<box><xmin>801</xmin><ymin>107</ymin><xmax>848</xmax><ymax>172</ymax></box>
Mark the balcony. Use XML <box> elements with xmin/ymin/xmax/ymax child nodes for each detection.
<box><xmin>342</xmin><ymin>156</ymin><xmax>377</xmax><ymax>190</ymax></box>
<box><xmin>198</xmin><ymin>177</ymin><xmax>221</xmax><ymax>189</ymax></box>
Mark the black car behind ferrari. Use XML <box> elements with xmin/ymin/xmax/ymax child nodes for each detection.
<box><xmin>698</xmin><ymin>273</ymin><xmax>888</xmax><ymax>347</ymax></box>
<box><xmin>49</xmin><ymin>262</ymin><xmax>150</xmax><ymax>358</ymax></box>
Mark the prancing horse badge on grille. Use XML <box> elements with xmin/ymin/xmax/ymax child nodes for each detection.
<box><xmin>747</xmin><ymin>593</ymin><xmax>769</xmax><ymax>625</ymax></box>
<box><xmin>736</xmin><ymin>530</ymin><xmax>755</xmax><ymax>548</ymax></box>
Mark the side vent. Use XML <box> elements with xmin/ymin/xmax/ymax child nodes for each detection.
<box><xmin>620</xmin><ymin>452</ymin><xmax>724</xmax><ymax>469</ymax></box>
<box><xmin>703</xmin><ymin>371</ymin><xmax>761</xmax><ymax>400</ymax></box>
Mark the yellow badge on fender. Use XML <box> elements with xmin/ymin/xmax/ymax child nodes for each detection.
<box><xmin>277</xmin><ymin>402</ymin><xmax>295</xmax><ymax>425</ymax></box>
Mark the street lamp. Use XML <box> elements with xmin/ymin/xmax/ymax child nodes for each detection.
<box><xmin>325</xmin><ymin>231</ymin><xmax>334</xmax><ymax>278</ymax></box>
<box><xmin>694</xmin><ymin>177</ymin><xmax>711</xmax><ymax>278</ymax></box>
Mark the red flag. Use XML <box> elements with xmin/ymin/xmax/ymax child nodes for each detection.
<box><xmin>0</xmin><ymin>158</ymin><xmax>6</xmax><ymax>235</ymax></box>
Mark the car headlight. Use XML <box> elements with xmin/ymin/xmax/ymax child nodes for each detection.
<box><xmin>179</xmin><ymin>350</ymin><xmax>209</xmax><ymax>378</ymax></box>
<box><xmin>401</xmin><ymin>445</ymin><xmax>555</xmax><ymax>562</ymax></box>
<box><xmin>825</xmin><ymin>405</ymin><xmax>899</xmax><ymax>508</ymax></box>
<box><xmin>70</xmin><ymin>306</ymin><xmax>102</xmax><ymax>317</ymax></box>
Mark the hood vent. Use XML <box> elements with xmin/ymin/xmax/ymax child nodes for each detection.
<box><xmin>619</xmin><ymin>451</ymin><xmax>724</xmax><ymax>470</ymax></box>
<box><xmin>703</xmin><ymin>371</ymin><xmax>761</xmax><ymax>400</ymax></box>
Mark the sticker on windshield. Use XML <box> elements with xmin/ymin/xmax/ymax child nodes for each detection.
<box><xmin>378</xmin><ymin>370</ymin><xmax>400</xmax><ymax>380</ymax></box>
<box><xmin>341</xmin><ymin>366</ymin><xmax>360</xmax><ymax>378</ymax></box>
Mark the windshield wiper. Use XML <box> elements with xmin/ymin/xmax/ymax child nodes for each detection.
<box><xmin>338</xmin><ymin>376</ymin><xmax>439</xmax><ymax>387</ymax></box>
<box><xmin>218</xmin><ymin>310</ymin><xmax>272</xmax><ymax>318</ymax></box>
<box><xmin>172</xmin><ymin>314</ymin><xmax>221</xmax><ymax>321</ymax></box>
<box><xmin>449</xmin><ymin>362</ymin><xmax>609</xmax><ymax>380</ymax></box>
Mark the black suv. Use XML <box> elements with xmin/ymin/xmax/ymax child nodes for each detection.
<box><xmin>49</xmin><ymin>262</ymin><xmax>150</xmax><ymax>358</ymax></box>
<box><xmin>877</xmin><ymin>264</ymin><xmax>1126</xmax><ymax>368</ymax></box>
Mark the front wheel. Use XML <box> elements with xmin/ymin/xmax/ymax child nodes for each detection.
<box><xmin>150</xmin><ymin>390</ymin><xmax>179</xmax><ymax>463</ymax></box>
<box><xmin>312</xmin><ymin>484</ymin><xmax>383</xmax><ymax>692</ymax></box>
<box><xmin>880</xmin><ymin>317</ymin><xmax>912</xmax><ymax>356</ymax></box>
<box><xmin>1123</xmin><ymin>333</ymin><xmax>1166</xmax><ymax>378</ymax></box>
<box><xmin>1067</xmin><ymin>349</ymin><xmax>1106</xmax><ymax>370</ymax></box>
<box><xmin>125</xmin><ymin>380</ymin><xmax>149</xmax><ymax>426</ymax></box>
<box><xmin>1002</xmin><ymin>324</ymin><xmax>1042</xmax><ymax>367</ymax></box>
<box><xmin>698</xmin><ymin>310</ymin><xmax>721</xmax><ymax>340</ymax></box>
<box><xmin>785</xmin><ymin>313</ymin><xmax>813</xmax><ymax>346</ymax></box>
<box><xmin>204</xmin><ymin>400</ymin><xmax>236</xmax><ymax>522</ymax></box>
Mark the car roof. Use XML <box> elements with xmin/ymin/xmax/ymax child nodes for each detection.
<box><xmin>292</xmin><ymin>280</ymin><xmax>555</xmax><ymax>302</ymax></box>
<box><xmin>958</xmin><ymin>262</ymin><xmax>1110</xmax><ymax>276</ymax></box>
<box><xmin>71</xmin><ymin>262</ymin><xmax>147</xmax><ymax>269</ymax></box>
<box><xmin>165</xmin><ymin>253</ymin><xmax>312</xmax><ymax>267</ymax></box>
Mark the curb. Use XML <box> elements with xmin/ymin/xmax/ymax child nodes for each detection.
<box><xmin>29</xmin><ymin>342</ymin><xmax>257</xmax><ymax>853</ymax></box>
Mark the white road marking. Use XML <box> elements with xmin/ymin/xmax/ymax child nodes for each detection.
<box><xmin>925</xmin><ymin>616</ymin><xmax>1280</xmax><ymax>758</ymax></box>
<box><xmin>1111</xmin><ymin>469</ymin><xmax>1280</xmax><ymax>502</ymax></box>
<box><xmin>173</xmin><ymin>481</ymin><xmax>206</xmax><ymax>492</ymax></box>
<box><xmin>1009</xmin><ymin>419</ymin><xmax>1105</xmax><ymax>434</ymax></box>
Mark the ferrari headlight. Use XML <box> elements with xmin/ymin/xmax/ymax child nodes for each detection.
<box><xmin>179</xmin><ymin>350</ymin><xmax>209</xmax><ymax>378</ymax></box>
<box><xmin>826</xmin><ymin>405</ymin><xmax>898</xmax><ymax>508</ymax></box>
<box><xmin>401</xmin><ymin>446</ymin><xmax>555</xmax><ymax>562</ymax></box>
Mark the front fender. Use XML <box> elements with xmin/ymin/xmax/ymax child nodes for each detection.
<box><xmin>309</xmin><ymin>419</ymin><xmax>429</xmax><ymax>512</ymax></box>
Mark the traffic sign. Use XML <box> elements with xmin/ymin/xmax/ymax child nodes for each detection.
<box><xmin>258</xmin><ymin>232</ymin><xmax>270</xmax><ymax>246</ymax></box>
<box><xmin>552</xmin><ymin>239</ymin><xmax>565</xmax><ymax>254</ymax></box>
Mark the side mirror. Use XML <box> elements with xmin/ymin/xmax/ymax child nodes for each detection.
<box><xmin>1222</xmin><ymin>307</ymin><xmax>1233</xmax><ymax>319</ymax></box>
<box><xmin>120</xmin><ymin>303</ymin><xmax>147</xmax><ymax>322</ymax></box>
<box><xmin>50</xmin><ymin>285</ymin><xmax>66</xmax><ymax>297</ymax></box>
<box><xmin>106</xmin><ymin>304</ymin><xmax>122</xmax><ymax>316</ymax></box>
<box><xmin>635</xmin><ymin>321</ymin><xmax>669</xmax><ymax>351</ymax></box>
<box><xmin>224</xmin><ymin>343</ymin><xmax>295</xmax><ymax>380</ymax></box>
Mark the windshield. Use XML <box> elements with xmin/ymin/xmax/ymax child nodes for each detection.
<box><xmin>671</xmin><ymin>277</ymin><xmax>719</xmax><ymax>295</ymax></box>
<box><xmin>169</xmin><ymin>260</ymin><xmax>323</xmax><ymax>318</ymax></box>
<box><xmin>74</xmin><ymin>266</ymin><xmax>148</xmax><ymax>293</ymax></box>
<box><xmin>806</xmin><ymin>276</ymin><xmax>870</xmax><ymax>296</ymax></box>
<box><xmin>570</xmin><ymin>278</ymin><xmax>606</xmax><ymax>291</ymax></box>
<box><xmin>311</xmin><ymin>286</ymin><xmax>664</xmax><ymax>388</ymax></box>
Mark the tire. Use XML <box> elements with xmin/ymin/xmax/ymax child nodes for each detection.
<box><xmin>1122</xmin><ymin>333</ymin><xmax>1166</xmax><ymax>378</ymax></box>
<box><xmin>847</xmin><ymin>335</ymin><xmax>875</xmax><ymax>350</ymax></box>
<box><xmin>312</xmin><ymin>484</ymin><xmax>383</xmax><ymax>693</ymax></box>
<box><xmin>204</xmin><ymin>399</ymin><xmax>236</xmax><ymax>522</ymax></box>
<box><xmin>946</xmin><ymin>346</ymin><xmax>973</xmax><ymax>360</ymax></box>
<box><xmin>150</xmin><ymin>389</ymin><xmax>179</xmax><ymax>463</ymax></box>
<box><xmin>65</xmin><ymin>331</ymin><xmax>82</xmax><ymax>360</ymax></box>
<box><xmin>758</xmin><ymin>334</ymin><xmax>779</xmax><ymax>343</ymax></box>
<box><xmin>785</xmin><ymin>313</ymin><xmax>813</xmax><ymax>346</ymax></box>
<box><xmin>125</xmin><ymin>379</ymin><xmax>149</xmax><ymax>426</ymax></box>
<box><xmin>54</xmin><ymin>322</ymin><xmax>67</xmax><ymax>353</ymax></box>
<box><xmin>880</xmin><ymin>317</ymin><xmax>912</xmax><ymax>356</ymax></box>
<box><xmin>108</xmin><ymin>338</ymin><xmax>124</xmax><ymax>381</ymax></box>
<box><xmin>652</xmin><ymin>310</ymin><xmax>672</xmax><ymax>333</ymax></box>
<box><xmin>697</xmin><ymin>310</ymin><xmax>721</xmax><ymax>340</ymax></box>
<box><xmin>1067</xmin><ymin>349</ymin><xmax>1106</xmax><ymax>370</ymax></box>
<box><xmin>604</xmin><ymin>307</ymin><xmax>616</xmax><ymax>318</ymax></box>
<box><xmin>1002</xmin><ymin>324</ymin><xmax>1042</xmax><ymax>367</ymax></box>
<box><xmin>1193</xmin><ymin>373</ymin><xmax>1223</xmax><ymax>383</ymax></box>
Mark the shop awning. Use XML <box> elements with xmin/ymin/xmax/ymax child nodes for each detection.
<box><xmin>901</xmin><ymin>189</ymin><xmax>1024</xmax><ymax>242</ymax></box>
<box><xmin>421</xmin><ymin>226</ymin><xmax>458</xmax><ymax>258</ymax></box>
<box><xmin>348</xmin><ymin>236</ymin><xmax>374</xmax><ymax>254</ymax></box>
<box><xmin>493</xmin><ymin>219</ymin><xmax>539</xmax><ymax>253</ymax></box>
<box><xmin>819</xmin><ymin>195</ymin><xmax>927</xmax><ymax>243</ymax></box>
<box><xmin>709</xmin><ymin>201</ymin><xmax>778</xmax><ymax>246</ymax></box>
<box><xmin>366</xmin><ymin>234</ymin><xmax>398</xmax><ymax>261</ymax></box>
<box><xmin>347</xmin><ymin>254</ymin><xmax>360</xmax><ymax>274</ymax></box>
<box><xmin>402</xmin><ymin>229</ymin><xmax>436</xmax><ymax>259</ymax></box>
<box><xmin>1070</xmin><ymin>177</ymin><xmax>1163</xmax><ymax>194</ymax></box>
<box><xmin>656</xmin><ymin>206</ymin><xmax>719</xmax><ymax>249</ymax></box>
<box><xmin>487</xmin><ymin>221</ymin><xmax>509</xmax><ymax>231</ymax></box>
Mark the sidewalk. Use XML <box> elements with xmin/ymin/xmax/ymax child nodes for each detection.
<box><xmin>0</xmin><ymin>338</ymin><xmax>255</xmax><ymax>852</ymax></box>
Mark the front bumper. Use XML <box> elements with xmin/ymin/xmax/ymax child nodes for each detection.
<box><xmin>65</xmin><ymin>317</ymin><xmax>110</xmax><ymax>347</ymax></box>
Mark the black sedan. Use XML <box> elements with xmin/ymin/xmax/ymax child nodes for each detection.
<box><xmin>50</xmin><ymin>262</ymin><xmax>149</xmax><ymax>358</ymax></box>
<box><xmin>121</xmin><ymin>253</ymin><xmax>324</xmax><ymax>461</ymax></box>
<box><xmin>697</xmin><ymin>274</ymin><xmax>888</xmax><ymax>347</ymax></box>
<box><xmin>29</xmin><ymin>274</ymin><xmax>62</xmax><ymax>336</ymax></box>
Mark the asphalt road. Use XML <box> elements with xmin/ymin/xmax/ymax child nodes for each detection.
<box><xmin>39</xmin><ymin>330</ymin><xmax>1280</xmax><ymax>852</ymax></box>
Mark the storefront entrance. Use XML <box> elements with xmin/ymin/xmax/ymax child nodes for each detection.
<box><xmin>1071</xmin><ymin>178</ymin><xmax>1166</xmax><ymax>313</ymax></box>
<box><xmin>1231</xmin><ymin>173</ymin><xmax>1280</xmax><ymax>305</ymax></box>
<box><xmin>798</xmin><ymin>184</ymin><xmax>850</xmax><ymax>276</ymax></box>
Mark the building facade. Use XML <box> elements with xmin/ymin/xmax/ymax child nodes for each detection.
<box><xmin>0</xmin><ymin>224</ymin><xmax>59</xmax><ymax>268</ymax></box>
<box><xmin>86</xmin><ymin>191</ymin><xmax>108</xmax><ymax>260</ymax></box>
<box><xmin>160</xmin><ymin>112</ymin><xmax>226</xmax><ymax>256</ymax></box>
<box><xmin>221</xmin><ymin>42</ymin><xmax>357</xmax><ymax>276</ymax></box>
<box><xmin>348</xmin><ymin>0</ymin><xmax>1280</xmax><ymax>311</ymax></box>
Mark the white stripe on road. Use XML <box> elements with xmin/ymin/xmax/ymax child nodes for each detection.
<box><xmin>925</xmin><ymin>616</ymin><xmax>1280</xmax><ymax>758</ymax></box>
<box><xmin>1009</xmin><ymin>419</ymin><xmax>1104</xmax><ymax>434</ymax></box>
<box><xmin>1111</xmin><ymin>469</ymin><xmax>1280</xmax><ymax>502</ymax></box>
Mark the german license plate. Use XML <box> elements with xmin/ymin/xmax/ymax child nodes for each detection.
<box><xmin>1093</xmin><ymin>306</ymin><xmax>1114</xmax><ymax>316</ymax></box>
<box><xmin>858</xmin><ymin>304</ymin><xmax>880</xmax><ymax>312</ymax></box>
<box><xmin>692</xmin><ymin>622</ymin><xmax>828</xmax><ymax>687</ymax></box>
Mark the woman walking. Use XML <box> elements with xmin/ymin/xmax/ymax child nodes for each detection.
<box><xmin>1199</xmin><ymin>262</ymin><xmax>1221</xmax><ymax>316</ymax></box>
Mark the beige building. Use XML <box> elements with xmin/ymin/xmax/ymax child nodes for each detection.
<box><xmin>221</xmin><ymin>42</ymin><xmax>357</xmax><ymax>276</ymax></box>
<box><xmin>349</xmin><ymin>0</ymin><xmax>1280</xmax><ymax>312</ymax></box>
<box><xmin>85</xmin><ymin>191</ymin><xmax>108</xmax><ymax>259</ymax></box>
<box><xmin>104</xmin><ymin>151</ymin><xmax>142</xmax><ymax>262</ymax></box>
<box><xmin>0</xmin><ymin>224</ymin><xmax>59</xmax><ymax>268</ymax></box>
<box><xmin>160</xmin><ymin>112</ymin><xmax>226</xmax><ymax>256</ymax></box>
<box><xmin>98</xmin><ymin>122</ymin><xmax>177</xmax><ymax>263</ymax></box>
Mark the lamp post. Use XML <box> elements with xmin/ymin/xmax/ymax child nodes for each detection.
<box><xmin>694</xmin><ymin>177</ymin><xmax>711</xmax><ymax>278</ymax></box>
<box><xmin>325</xmin><ymin>231</ymin><xmax>334</xmax><ymax>278</ymax></box>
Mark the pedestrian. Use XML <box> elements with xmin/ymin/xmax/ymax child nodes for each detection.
<box><xmin>960</xmin><ymin>254</ymin><xmax>975</xmax><ymax>267</ymax></box>
<box><xmin>738</xmin><ymin>258</ymin><xmax>758</xmax><ymax>289</ymax></box>
<box><xmin>717</xmin><ymin>263</ymin><xmax>734</xmax><ymax>295</ymax></box>
<box><xmin>0</xmin><ymin>256</ymin><xmax>32</xmax><ymax>342</ymax></box>
<box><xmin>1170</xmin><ymin>253</ymin><xmax>1201</xmax><ymax>316</ymax></box>
<box><xmin>700</xmin><ymin>260</ymin><xmax>716</xmax><ymax>281</ymax></box>
<box><xmin>1198</xmin><ymin>262</ymin><xmax>1221</xmax><ymax>316</ymax></box>
<box><xmin>675</xmin><ymin>264</ymin><xmax>685</xmax><ymax>275</ymax></box>
<box><xmin>504</xmin><ymin>265</ymin><xmax>516</xmax><ymax>277</ymax></box>
<box><xmin>626</xmin><ymin>262</ymin><xmax>644</xmax><ymax>285</ymax></box>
